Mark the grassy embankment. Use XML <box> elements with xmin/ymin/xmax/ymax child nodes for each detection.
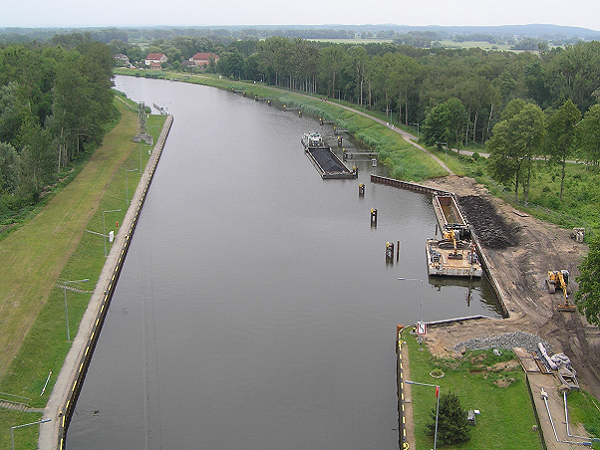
<box><xmin>115</xmin><ymin>68</ymin><xmax>448</xmax><ymax>181</ymax></box>
<box><xmin>404</xmin><ymin>329</ymin><xmax>600</xmax><ymax>449</ymax></box>
<box><xmin>0</xmin><ymin>94</ymin><xmax>165</xmax><ymax>449</ymax></box>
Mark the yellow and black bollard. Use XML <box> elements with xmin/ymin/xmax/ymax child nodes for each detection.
<box><xmin>337</xmin><ymin>136</ymin><xmax>342</xmax><ymax>148</ymax></box>
<box><xmin>267</xmin><ymin>100</ymin><xmax>271</xmax><ymax>106</ymax></box>
<box><xmin>359</xmin><ymin>183</ymin><xmax>365</xmax><ymax>195</ymax></box>
<box><xmin>371</xmin><ymin>208</ymin><xmax>378</xmax><ymax>226</ymax></box>
<box><xmin>386</xmin><ymin>241</ymin><xmax>395</xmax><ymax>262</ymax></box>
<box><xmin>319</xmin><ymin>118</ymin><xmax>323</xmax><ymax>126</ymax></box>
<box><xmin>298</xmin><ymin>110</ymin><xmax>302</xmax><ymax>118</ymax></box>
<box><xmin>283</xmin><ymin>104</ymin><xmax>287</xmax><ymax>111</ymax></box>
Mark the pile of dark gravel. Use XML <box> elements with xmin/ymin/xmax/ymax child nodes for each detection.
<box><xmin>458</xmin><ymin>195</ymin><xmax>518</xmax><ymax>249</ymax></box>
<box><xmin>452</xmin><ymin>331</ymin><xmax>551</xmax><ymax>353</ymax></box>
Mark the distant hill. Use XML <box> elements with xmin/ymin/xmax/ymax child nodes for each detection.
<box><xmin>1</xmin><ymin>23</ymin><xmax>599</xmax><ymax>44</ymax></box>
<box><xmin>272</xmin><ymin>23</ymin><xmax>600</xmax><ymax>38</ymax></box>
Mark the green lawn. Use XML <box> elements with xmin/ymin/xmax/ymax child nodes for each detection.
<box><xmin>404</xmin><ymin>330</ymin><xmax>543</xmax><ymax>449</ymax></box>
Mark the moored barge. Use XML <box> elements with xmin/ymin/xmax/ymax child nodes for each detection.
<box><xmin>302</xmin><ymin>133</ymin><xmax>357</xmax><ymax>179</ymax></box>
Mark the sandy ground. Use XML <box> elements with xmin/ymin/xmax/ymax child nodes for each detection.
<box><xmin>421</xmin><ymin>175</ymin><xmax>600</xmax><ymax>396</ymax></box>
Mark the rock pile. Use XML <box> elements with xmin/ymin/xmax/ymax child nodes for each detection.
<box><xmin>453</xmin><ymin>331</ymin><xmax>551</xmax><ymax>353</ymax></box>
<box><xmin>458</xmin><ymin>195</ymin><xmax>518</xmax><ymax>249</ymax></box>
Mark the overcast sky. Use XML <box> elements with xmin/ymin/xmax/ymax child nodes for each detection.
<box><xmin>3</xmin><ymin>0</ymin><xmax>599</xmax><ymax>31</ymax></box>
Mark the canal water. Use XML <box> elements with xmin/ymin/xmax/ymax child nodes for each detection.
<box><xmin>65</xmin><ymin>76</ymin><xmax>502</xmax><ymax>450</ymax></box>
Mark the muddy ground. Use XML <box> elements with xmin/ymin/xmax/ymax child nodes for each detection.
<box><xmin>421</xmin><ymin>176</ymin><xmax>600</xmax><ymax>396</ymax></box>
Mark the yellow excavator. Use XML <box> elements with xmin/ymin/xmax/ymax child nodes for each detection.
<box><xmin>442</xmin><ymin>229</ymin><xmax>463</xmax><ymax>259</ymax></box>
<box><xmin>547</xmin><ymin>270</ymin><xmax>576</xmax><ymax>312</ymax></box>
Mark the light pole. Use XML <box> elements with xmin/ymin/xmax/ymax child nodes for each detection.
<box><xmin>11</xmin><ymin>419</ymin><xmax>51</xmax><ymax>450</ymax></box>
<box><xmin>398</xmin><ymin>277</ymin><xmax>425</xmax><ymax>349</ymax></box>
<box><xmin>56</xmin><ymin>279</ymin><xmax>89</xmax><ymax>341</ymax></box>
<box><xmin>103</xmin><ymin>209</ymin><xmax>122</xmax><ymax>257</ymax></box>
<box><xmin>405</xmin><ymin>380</ymin><xmax>440</xmax><ymax>450</ymax></box>
<box><xmin>140</xmin><ymin>143</ymin><xmax>152</xmax><ymax>172</ymax></box>
<box><xmin>126</xmin><ymin>168</ymin><xmax>138</xmax><ymax>206</ymax></box>
<box><xmin>409</xmin><ymin>122</ymin><xmax>420</xmax><ymax>142</ymax></box>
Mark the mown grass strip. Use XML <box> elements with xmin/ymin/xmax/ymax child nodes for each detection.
<box><xmin>0</xmin><ymin>99</ymin><xmax>165</xmax><ymax>449</ymax></box>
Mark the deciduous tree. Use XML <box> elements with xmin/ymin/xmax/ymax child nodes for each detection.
<box><xmin>546</xmin><ymin>99</ymin><xmax>581</xmax><ymax>200</ymax></box>
<box><xmin>575</xmin><ymin>235</ymin><xmax>600</xmax><ymax>327</ymax></box>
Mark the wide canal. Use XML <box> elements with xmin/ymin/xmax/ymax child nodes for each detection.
<box><xmin>65</xmin><ymin>76</ymin><xmax>502</xmax><ymax>450</ymax></box>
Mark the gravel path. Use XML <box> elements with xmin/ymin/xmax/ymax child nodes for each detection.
<box><xmin>453</xmin><ymin>331</ymin><xmax>551</xmax><ymax>353</ymax></box>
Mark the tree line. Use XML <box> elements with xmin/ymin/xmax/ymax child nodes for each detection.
<box><xmin>120</xmin><ymin>35</ymin><xmax>600</xmax><ymax>203</ymax></box>
<box><xmin>0</xmin><ymin>35</ymin><xmax>115</xmax><ymax>215</ymax></box>
<box><xmin>138</xmin><ymin>36</ymin><xmax>599</xmax><ymax>140</ymax></box>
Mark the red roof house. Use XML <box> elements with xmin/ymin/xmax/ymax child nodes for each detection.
<box><xmin>190</xmin><ymin>52</ymin><xmax>219</xmax><ymax>67</ymax></box>
<box><xmin>145</xmin><ymin>53</ymin><xmax>168</xmax><ymax>68</ymax></box>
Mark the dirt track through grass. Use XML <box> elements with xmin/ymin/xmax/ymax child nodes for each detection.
<box><xmin>0</xmin><ymin>102</ymin><xmax>138</xmax><ymax>380</ymax></box>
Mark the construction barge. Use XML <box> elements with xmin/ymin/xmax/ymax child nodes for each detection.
<box><xmin>428</xmin><ymin>194</ymin><xmax>482</xmax><ymax>278</ymax></box>
<box><xmin>302</xmin><ymin>132</ymin><xmax>358</xmax><ymax>179</ymax></box>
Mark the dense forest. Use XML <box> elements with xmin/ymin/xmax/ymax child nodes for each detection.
<box><xmin>0</xmin><ymin>34</ymin><xmax>115</xmax><ymax>217</ymax></box>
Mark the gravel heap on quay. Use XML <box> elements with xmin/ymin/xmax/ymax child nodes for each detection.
<box><xmin>452</xmin><ymin>331</ymin><xmax>552</xmax><ymax>354</ymax></box>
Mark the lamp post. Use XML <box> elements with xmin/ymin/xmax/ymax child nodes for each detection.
<box><xmin>126</xmin><ymin>168</ymin><xmax>138</xmax><ymax>206</ymax></box>
<box><xmin>103</xmin><ymin>209</ymin><xmax>122</xmax><ymax>257</ymax></box>
<box><xmin>405</xmin><ymin>381</ymin><xmax>440</xmax><ymax>450</ymax></box>
<box><xmin>56</xmin><ymin>279</ymin><xmax>89</xmax><ymax>341</ymax></box>
<box><xmin>383</xmin><ymin>107</ymin><xmax>393</xmax><ymax>126</ymax></box>
<box><xmin>11</xmin><ymin>419</ymin><xmax>51</xmax><ymax>450</ymax></box>
<box><xmin>409</xmin><ymin>122</ymin><xmax>420</xmax><ymax>142</ymax></box>
<box><xmin>398</xmin><ymin>277</ymin><xmax>425</xmax><ymax>349</ymax></box>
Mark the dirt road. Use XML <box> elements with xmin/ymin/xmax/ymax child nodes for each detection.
<box><xmin>421</xmin><ymin>176</ymin><xmax>600</xmax><ymax>396</ymax></box>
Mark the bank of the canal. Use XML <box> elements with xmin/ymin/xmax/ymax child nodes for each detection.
<box><xmin>113</xmin><ymin>69</ymin><xmax>450</xmax><ymax>181</ymax></box>
<box><xmin>38</xmin><ymin>115</ymin><xmax>173</xmax><ymax>450</ymax></box>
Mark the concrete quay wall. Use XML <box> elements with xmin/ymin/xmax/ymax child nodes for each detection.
<box><xmin>39</xmin><ymin>115</ymin><xmax>174</xmax><ymax>450</ymax></box>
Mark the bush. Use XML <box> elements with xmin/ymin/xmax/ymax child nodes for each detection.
<box><xmin>426</xmin><ymin>391</ymin><xmax>471</xmax><ymax>445</ymax></box>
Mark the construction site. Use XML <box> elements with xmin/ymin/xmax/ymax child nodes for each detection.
<box><xmin>421</xmin><ymin>175</ymin><xmax>600</xmax><ymax>401</ymax></box>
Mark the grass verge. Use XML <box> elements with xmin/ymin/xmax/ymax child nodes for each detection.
<box><xmin>0</xmin><ymin>98</ymin><xmax>165</xmax><ymax>449</ymax></box>
<box><xmin>404</xmin><ymin>330</ymin><xmax>544</xmax><ymax>449</ymax></box>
